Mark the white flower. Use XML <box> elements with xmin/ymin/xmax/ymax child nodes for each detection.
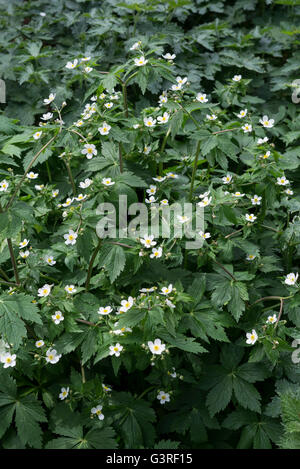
<box><xmin>176</xmin><ymin>76</ymin><xmax>187</xmax><ymax>85</ymax></box>
<box><xmin>148</xmin><ymin>338</ymin><xmax>166</xmax><ymax>355</ymax></box>
<box><xmin>109</xmin><ymin>343</ymin><xmax>123</xmax><ymax>357</ymax></box>
<box><xmin>160</xmin><ymin>199</ymin><xmax>169</xmax><ymax>206</ymax></box>
<box><xmin>198</xmin><ymin>196</ymin><xmax>212</xmax><ymax>207</ymax></box>
<box><xmin>81</xmin><ymin>56</ymin><xmax>91</xmax><ymax>62</ymax></box>
<box><xmin>104</xmin><ymin>102</ymin><xmax>114</xmax><ymax>109</ymax></box>
<box><xmin>130</xmin><ymin>41</ymin><xmax>141</xmax><ymax>51</ymax></box>
<box><xmin>40</xmin><ymin>12</ymin><xmax>46</xmax><ymax>17</ymax></box>
<box><xmin>158</xmin><ymin>95</ymin><xmax>168</xmax><ymax>105</ymax></box>
<box><xmin>1</xmin><ymin>352</ymin><xmax>16</xmax><ymax>368</ymax></box>
<box><xmin>120</xmin><ymin>297</ymin><xmax>134</xmax><ymax>313</ymax></box>
<box><xmin>35</xmin><ymin>340</ymin><xmax>45</xmax><ymax>348</ymax></box>
<box><xmin>52</xmin><ymin>311</ymin><xmax>64</xmax><ymax>324</ymax></box>
<box><xmin>242</xmin><ymin>124</ymin><xmax>252</xmax><ymax>133</ymax></box>
<box><xmin>140</xmin><ymin>235</ymin><xmax>156</xmax><ymax>248</ymax></box>
<box><xmin>139</xmin><ymin>287</ymin><xmax>156</xmax><ymax>293</ymax></box>
<box><xmin>99</xmin><ymin>93</ymin><xmax>106</xmax><ymax>100</ymax></box>
<box><xmin>75</xmin><ymin>194</ymin><xmax>87</xmax><ymax>202</ymax></box>
<box><xmin>35</xmin><ymin>184</ymin><xmax>44</xmax><ymax>191</ymax></box>
<box><xmin>27</xmin><ymin>171</ymin><xmax>38</xmax><ymax>179</ymax></box>
<box><xmin>98</xmin><ymin>306</ymin><xmax>113</xmax><ymax>315</ymax></box>
<box><xmin>222</xmin><ymin>174</ymin><xmax>232</xmax><ymax>184</ymax></box>
<box><xmin>150</xmin><ymin>247</ymin><xmax>163</xmax><ymax>259</ymax></box>
<box><xmin>171</xmin><ymin>83</ymin><xmax>182</xmax><ymax>91</ymax></box>
<box><xmin>246</xmin><ymin>330</ymin><xmax>258</xmax><ymax>345</ymax></box>
<box><xmin>166</xmin><ymin>299</ymin><xmax>175</xmax><ymax>309</ymax></box>
<box><xmin>74</xmin><ymin>120</ymin><xmax>84</xmax><ymax>127</ymax></box>
<box><xmin>166</xmin><ymin>172</ymin><xmax>178</xmax><ymax>179</ymax></box>
<box><xmin>177</xmin><ymin>215</ymin><xmax>190</xmax><ymax>224</ymax></box>
<box><xmin>65</xmin><ymin>285</ymin><xmax>76</xmax><ymax>294</ymax></box>
<box><xmin>20</xmin><ymin>250</ymin><xmax>30</xmax><ymax>259</ymax></box>
<box><xmin>260</xmin><ymin>151</ymin><xmax>270</xmax><ymax>159</ymax></box>
<box><xmin>0</xmin><ymin>179</ymin><xmax>9</xmax><ymax>192</ymax></box>
<box><xmin>146</xmin><ymin>185</ymin><xmax>157</xmax><ymax>196</ymax></box>
<box><xmin>79</xmin><ymin>178</ymin><xmax>92</xmax><ymax>189</ymax></box>
<box><xmin>84</xmin><ymin>66</ymin><xmax>93</xmax><ymax>73</ymax></box>
<box><xmin>157</xmin><ymin>391</ymin><xmax>170</xmax><ymax>404</ymax></box>
<box><xmin>145</xmin><ymin>196</ymin><xmax>157</xmax><ymax>204</ymax></box>
<box><xmin>157</xmin><ymin>112</ymin><xmax>169</xmax><ymax>124</ymax></box>
<box><xmin>285</xmin><ymin>188</ymin><xmax>293</xmax><ymax>195</ymax></box>
<box><xmin>143</xmin><ymin>145</ymin><xmax>151</xmax><ymax>155</ymax></box>
<box><xmin>257</xmin><ymin>137</ymin><xmax>269</xmax><ymax>144</ymax></box>
<box><xmin>38</xmin><ymin>284</ymin><xmax>52</xmax><ymax>297</ymax></box>
<box><xmin>199</xmin><ymin>231</ymin><xmax>211</xmax><ymax>240</ymax></box>
<box><xmin>206</xmin><ymin>114</ymin><xmax>217</xmax><ymax>120</ymax></box>
<box><xmin>251</xmin><ymin>195</ymin><xmax>262</xmax><ymax>205</ymax></box>
<box><xmin>41</xmin><ymin>112</ymin><xmax>53</xmax><ymax>120</ymax></box>
<box><xmin>168</xmin><ymin>367</ymin><xmax>177</xmax><ymax>378</ymax></box>
<box><xmin>260</xmin><ymin>115</ymin><xmax>274</xmax><ymax>128</ymax></box>
<box><xmin>144</xmin><ymin>116</ymin><xmax>156</xmax><ymax>127</ymax></box>
<box><xmin>45</xmin><ymin>348</ymin><xmax>61</xmax><ymax>364</ymax></box>
<box><xmin>64</xmin><ymin>230</ymin><xmax>78</xmax><ymax>245</ymax></box>
<box><xmin>266</xmin><ymin>314</ymin><xmax>277</xmax><ymax>324</ymax></box>
<box><xmin>233</xmin><ymin>192</ymin><xmax>245</xmax><ymax>198</ymax></box>
<box><xmin>19</xmin><ymin>238</ymin><xmax>29</xmax><ymax>248</ymax></box>
<box><xmin>232</xmin><ymin>75</ymin><xmax>242</xmax><ymax>82</ymax></box>
<box><xmin>162</xmin><ymin>53</ymin><xmax>176</xmax><ymax>60</ymax></box>
<box><xmin>153</xmin><ymin>176</ymin><xmax>166</xmax><ymax>182</ymax></box>
<box><xmin>81</xmin><ymin>144</ymin><xmax>97</xmax><ymax>159</ymax></box>
<box><xmin>199</xmin><ymin>191</ymin><xmax>210</xmax><ymax>199</ymax></box>
<box><xmin>102</xmin><ymin>177</ymin><xmax>115</xmax><ymax>186</ymax></box>
<box><xmin>284</xmin><ymin>273</ymin><xmax>299</xmax><ymax>286</ymax></box>
<box><xmin>237</xmin><ymin>109</ymin><xmax>247</xmax><ymax>118</ymax></box>
<box><xmin>196</xmin><ymin>93</ymin><xmax>208</xmax><ymax>103</ymax></box>
<box><xmin>91</xmin><ymin>405</ymin><xmax>105</xmax><ymax>420</ymax></box>
<box><xmin>133</xmin><ymin>123</ymin><xmax>140</xmax><ymax>129</ymax></box>
<box><xmin>65</xmin><ymin>59</ymin><xmax>78</xmax><ymax>69</ymax></box>
<box><xmin>43</xmin><ymin>93</ymin><xmax>56</xmax><ymax>105</ymax></box>
<box><xmin>62</xmin><ymin>197</ymin><xmax>73</xmax><ymax>207</ymax></box>
<box><xmin>277</xmin><ymin>176</ymin><xmax>289</xmax><ymax>186</ymax></box>
<box><xmin>98</xmin><ymin>122</ymin><xmax>111</xmax><ymax>135</ymax></box>
<box><xmin>245</xmin><ymin>213</ymin><xmax>257</xmax><ymax>223</ymax></box>
<box><xmin>246</xmin><ymin>254</ymin><xmax>256</xmax><ymax>261</ymax></box>
<box><xmin>102</xmin><ymin>384</ymin><xmax>112</xmax><ymax>392</ymax></box>
<box><xmin>134</xmin><ymin>56</ymin><xmax>148</xmax><ymax>66</ymax></box>
<box><xmin>59</xmin><ymin>387</ymin><xmax>69</xmax><ymax>400</ymax></box>
<box><xmin>161</xmin><ymin>284</ymin><xmax>173</xmax><ymax>295</ymax></box>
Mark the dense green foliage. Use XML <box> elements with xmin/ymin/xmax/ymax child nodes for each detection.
<box><xmin>0</xmin><ymin>0</ymin><xmax>300</xmax><ymax>449</ymax></box>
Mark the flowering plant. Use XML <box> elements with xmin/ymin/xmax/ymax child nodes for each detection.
<box><xmin>0</xmin><ymin>0</ymin><xmax>300</xmax><ymax>450</ymax></box>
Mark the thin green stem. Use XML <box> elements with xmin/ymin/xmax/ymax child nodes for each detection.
<box><xmin>5</xmin><ymin>132</ymin><xmax>59</xmax><ymax>210</ymax></box>
<box><xmin>85</xmin><ymin>239</ymin><xmax>102</xmax><ymax>291</ymax></box>
<box><xmin>64</xmin><ymin>159</ymin><xmax>76</xmax><ymax>196</ymax></box>
<box><xmin>159</xmin><ymin>126</ymin><xmax>171</xmax><ymax>176</ymax></box>
<box><xmin>189</xmin><ymin>141</ymin><xmax>201</xmax><ymax>202</ymax></box>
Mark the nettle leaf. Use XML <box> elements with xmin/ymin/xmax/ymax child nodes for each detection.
<box><xmin>0</xmin><ymin>294</ymin><xmax>41</xmax><ymax>347</ymax></box>
<box><xmin>98</xmin><ymin>243</ymin><xmax>126</xmax><ymax>283</ymax></box>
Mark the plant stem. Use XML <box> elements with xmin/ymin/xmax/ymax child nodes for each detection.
<box><xmin>159</xmin><ymin>126</ymin><xmax>171</xmax><ymax>176</ymax></box>
<box><xmin>189</xmin><ymin>141</ymin><xmax>201</xmax><ymax>202</ymax></box>
<box><xmin>7</xmin><ymin>238</ymin><xmax>20</xmax><ymax>285</ymax></box>
<box><xmin>0</xmin><ymin>202</ymin><xmax>20</xmax><ymax>285</ymax></box>
<box><xmin>64</xmin><ymin>159</ymin><xmax>76</xmax><ymax>196</ymax></box>
<box><xmin>0</xmin><ymin>267</ymin><xmax>10</xmax><ymax>282</ymax></box>
<box><xmin>6</xmin><ymin>132</ymin><xmax>60</xmax><ymax>211</ymax></box>
<box><xmin>213</xmin><ymin>258</ymin><xmax>236</xmax><ymax>281</ymax></box>
<box><xmin>119</xmin><ymin>143</ymin><xmax>123</xmax><ymax>173</ymax></box>
<box><xmin>122</xmin><ymin>82</ymin><xmax>128</xmax><ymax>118</ymax></box>
<box><xmin>85</xmin><ymin>239</ymin><xmax>102</xmax><ymax>291</ymax></box>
